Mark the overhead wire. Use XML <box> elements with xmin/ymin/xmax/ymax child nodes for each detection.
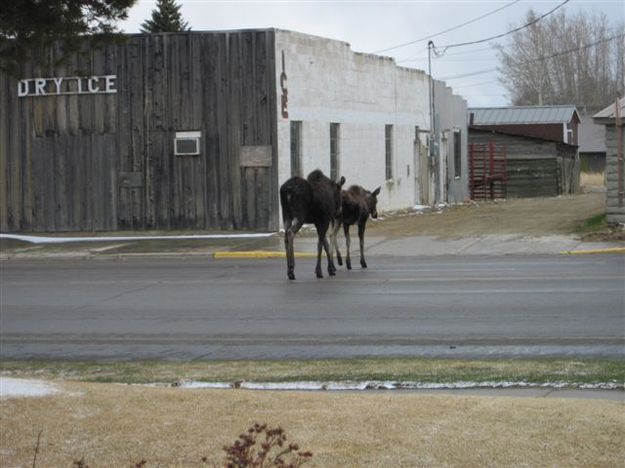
<box><xmin>372</xmin><ymin>0</ymin><xmax>521</xmax><ymax>54</ymax></box>
<box><xmin>438</xmin><ymin>32</ymin><xmax>625</xmax><ymax>81</ymax></box>
<box><xmin>398</xmin><ymin>46</ymin><xmax>496</xmax><ymax>63</ymax></box>
<box><xmin>432</xmin><ymin>0</ymin><xmax>571</xmax><ymax>56</ymax></box>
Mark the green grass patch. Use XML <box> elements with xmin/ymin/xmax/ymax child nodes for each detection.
<box><xmin>2</xmin><ymin>358</ymin><xmax>623</xmax><ymax>386</ymax></box>
<box><xmin>577</xmin><ymin>213</ymin><xmax>608</xmax><ymax>233</ymax></box>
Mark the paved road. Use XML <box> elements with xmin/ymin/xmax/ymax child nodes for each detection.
<box><xmin>1</xmin><ymin>255</ymin><xmax>623</xmax><ymax>360</ymax></box>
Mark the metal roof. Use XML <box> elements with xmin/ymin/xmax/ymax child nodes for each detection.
<box><xmin>468</xmin><ymin>105</ymin><xmax>579</xmax><ymax>125</ymax></box>
<box><xmin>593</xmin><ymin>97</ymin><xmax>625</xmax><ymax>122</ymax></box>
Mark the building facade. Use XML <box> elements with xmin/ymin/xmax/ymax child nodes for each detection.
<box><xmin>1</xmin><ymin>29</ymin><xmax>468</xmax><ymax>233</ymax></box>
<box><xmin>579</xmin><ymin>114</ymin><xmax>606</xmax><ymax>173</ymax></box>
<box><xmin>593</xmin><ymin>98</ymin><xmax>625</xmax><ymax>224</ymax></box>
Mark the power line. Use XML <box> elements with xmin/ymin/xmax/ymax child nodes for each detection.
<box><xmin>438</xmin><ymin>32</ymin><xmax>624</xmax><ymax>81</ymax></box>
<box><xmin>372</xmin><ymin>0</ymin><xmax>520</xmax><ymax>54</ymax></box>
<box><xmin>398</xmin><ymin>46</ymin><xmax>495</xmax><ymax>63</ymax></box>
<box><xmin>452</xmin><ymin>79</ymin><xmax>500</xmax><ymax>90</ymax></box>
<box><xmin>433</xmin><ymin>0</ymin><xmax>570</xmax><ymax>55</ymax></box>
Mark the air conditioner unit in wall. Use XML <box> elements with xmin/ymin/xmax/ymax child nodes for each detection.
<box><xmin>174</xmin><ymin>131</ymin><xmax>201</xmax><ymax>156</ymax></box>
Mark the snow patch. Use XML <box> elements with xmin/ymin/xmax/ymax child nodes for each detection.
<box><xmin>0</xmin><ymin>233</ymin><xmax>275</xmax><ymax>245</ymax></box>
<box><xmin>179</xmin><ymin>382</ymin><xmax>232</xmax><ymax>389</ymax></box>
<box><xmin>0</xmin><ymin>378</ymin><xmax>60</xmax><ymax>399</ymax></box>
<box><xmin>177</xmin><ymin>380</ymin><xmax>623</xmax><ymax>391</ymax></box>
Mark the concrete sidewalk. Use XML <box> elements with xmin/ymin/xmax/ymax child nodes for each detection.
<box><xmin>2</xmin><ymin>231</ymin><xmax>623</xmax><ymax>260</ymax></box>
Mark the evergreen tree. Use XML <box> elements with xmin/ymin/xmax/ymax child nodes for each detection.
<box><xmin>141</xmin><ymin>0</ymin><xmax>190</xmax><ymax>33</ymax></box>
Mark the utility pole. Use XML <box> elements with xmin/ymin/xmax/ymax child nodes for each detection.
<box><xmin>428</xmin><ymin>40</ymin><xmax>439</xmax><ymax>203</ymax></box>
<box><xmin>428</xmin><ymin>41</ymin><xmax>435</xmax><ymax>149</ymax></box>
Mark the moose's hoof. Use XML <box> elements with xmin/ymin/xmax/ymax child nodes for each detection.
<box><xmin>288</xmin><ymin>271</ymin><xmax>295</xmax><ymax>280</ymax></box>
<box><xmin>337</xmin><ymin>257</ymin><xmax>343</xmax><ymax>266</ymax></box>
<box><xmin>346</xmin><ymin>261</ymin><xmax>352</xmax><ymax>270</ymax></box>
<box><xmin>361</xmin><ymin>261</ymin><xmax>368</xmax><ymax>269</ymax></box>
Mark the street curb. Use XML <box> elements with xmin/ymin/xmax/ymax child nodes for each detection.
<box><xmin>213</xmin><ymin>250</ymin><xmax>316</xmax><ymax>259</ymax></box>
<box><xmin>562</xmin><ymin>247</ymin><xmax>625</xmax><ymax>255</ymax></box>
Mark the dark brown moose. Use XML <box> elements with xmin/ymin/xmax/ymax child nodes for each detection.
<box><xmin>334</xmin><ymin>185</ymin><xmax>381</xmax><ymax>269</ymax></box>
<box><xmin>280</xmin><ymin>170</ymin><xmax>346</xmax><ymax>280</ymax></box>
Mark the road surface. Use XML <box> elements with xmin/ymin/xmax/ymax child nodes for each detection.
<box><xmin>1</xmin><ymin>255</ymin><xmax>623</xmax><ymax>360</ymax></box>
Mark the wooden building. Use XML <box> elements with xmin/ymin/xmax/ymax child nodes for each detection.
<box><xmin>593</xmin><ymin>98</ymin><xmax>625</xmax><ymax>224</ymax></box>
<box><xmin>469</xmin><ymin>129</ymin><xmax>579</xmax><ymax>198</ymax></box>
<box><xmin>1</xmin><ymin>31</ymin><xmax>279</xmax><ymax>233</ymax></box>
<box><xmin>468</xmin><ymin>106</ymin><xmax>580</xmax><ymax>198</ymax></box>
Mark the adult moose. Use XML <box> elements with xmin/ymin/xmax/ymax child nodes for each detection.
<box><xmin>334</xmin><ymin>185</ymin><xmax>381</xmax><ymax>270</ymax></box>
<box><xmin>280</xmin><ymin>170</ymin><xmax>346</xmax><ymax>280</ymax></box>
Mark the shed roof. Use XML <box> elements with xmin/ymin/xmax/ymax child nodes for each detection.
<box><xmin>593</xmin><ymin>97</ymin><xmax>625</xmax><ymax>123</ymax></box>
<box><xmin>468</xmin><ymin>105</ymin><xmax>579</xmax><ymax>125</ymax></box>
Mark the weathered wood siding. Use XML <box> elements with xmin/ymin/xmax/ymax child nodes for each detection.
<box><xmin>0</xmin><ymin>31</ymin><xmax>279</xmax><ymax>232</ymax></box>
<box><xmin>468</xmin><ymin>130</ymin><xmax>579</xmax><ymax>198</ymax></box>
<box><xmin>605</xmin><ymin>125</ymin><xmax>625</xmax><ymax>223</ymax></box>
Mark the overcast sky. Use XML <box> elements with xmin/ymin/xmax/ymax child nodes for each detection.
<box><xmin>121</xmin><ymin>1</ymin><xmax>625</xmax><ymax>108</ymax></box>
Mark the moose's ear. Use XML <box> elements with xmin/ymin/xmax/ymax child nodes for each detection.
<box><xmin>339</xmin><ymin>176</ymin><xmax>346</xmax><ymax>187</ymax></box>
<box><xmin>372</xmin><ymin>186</ymin><xmax>381</xmax><ymax>196</ymax></box>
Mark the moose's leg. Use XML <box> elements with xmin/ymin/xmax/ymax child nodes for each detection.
<box><xmin>344</xmin><ymin>224</ymin><xmax>352</xmax><ymax>270</ymax></box>
<box><xmin>283</xmin><ymin>218</ymin><xmax>293</xmax><ymax>279</ymax></box>
<box><xmin>314</xmin><ymin>223</ymin><xmax>325</xmax><ymax>278</ymax></box>
<box><xmin>332</xmin><ymin>220</ymin><xmax>343</xmax><ymax>266</ymax></box>
<box><xmin>358</xmin><ymin>221</ymin><xmax>367</xmax><ymax>268</ymax></box>
<box><xmin>315</xmin><ymin>220</ymin><xmax>336</xmax><ymax>278</ymax></box>
<box><xmin>285</xmin><ymin>218</ymin><xmax>304</xmax><ymax>280</ymax></box>
<box><xmin>324</xmin><ymin>227</ymin><xmax>337</xmax><ymax>276</ymax></box>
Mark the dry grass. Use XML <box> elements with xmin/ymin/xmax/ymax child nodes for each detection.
<box><xmin>369</xmin><ymin>192</ymin><xmax>607</xmax><ymax>239</ymax></box>
<box><xmin>1</xmin><ymin>382</ymin><xmax>624</xmax><ymax>467</ymax></box>
<box><xmin>580</xmin><ymin>171</ymin><xmax>605</xmax><ymax>189</ymax></box>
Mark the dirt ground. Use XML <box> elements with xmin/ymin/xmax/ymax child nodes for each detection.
<box><xmin>1</xmin><ymin>382</ymin><xmax>623</xmax><ymax>467</ymax></box>
<box><xmin>368</xmin><ymin>191</ymin><xmax>625</xmax><ymax>241</ymax></box>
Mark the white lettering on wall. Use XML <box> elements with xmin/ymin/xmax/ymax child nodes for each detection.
<box><xmin>88</xmin><ymin>76</ymin><xmax>100</xmax><ymax>93</ymax></box>
<box><xmin>35</xmin><ymin>79</ymin><xmax>46</xmax><ymax>95</ymax></box>
<box><xmin>18</xmin><ymin>81</ymin><xmax>28</xmax><ymax>97</ymax></box>
<box><xmin>17</xmin><ymin>75</ymin><xmax>118</xmax><ymax>97</ymax></box>
<box><xmin>52</xmin><ymin>77</ymin><xmax>63</xmax><ymax>94</ymax></box>
<box><xmin>104</xmin><ymin>75</ymin><xmax>116</xmax><ymax>93</ymax></box>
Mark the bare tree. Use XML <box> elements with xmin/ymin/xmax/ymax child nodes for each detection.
<box><xmin>496</xmin><ymin>9</ymin><xmax>624</xmax><ymax>112</ymax></box>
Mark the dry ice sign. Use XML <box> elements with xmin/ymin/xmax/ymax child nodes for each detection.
<box><xmin>17</xmin><ymin>75</ymin><xmax>117</xmax><ymax>97</ymax></box>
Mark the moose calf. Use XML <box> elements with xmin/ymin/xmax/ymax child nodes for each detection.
<box><xmin>334</xmin><ymin>185</ymin><xmax>381</xmax><ymax>269</ymax></box>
